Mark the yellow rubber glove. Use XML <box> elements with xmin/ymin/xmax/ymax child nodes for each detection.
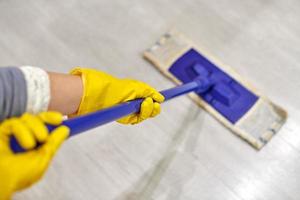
<box><xmin>0</xmin><ymin>112</ymin><xmax>69</xmax><ymax>200</ymax></box>
<box><xmin>70</xmin><ymin>67</ymin><xmax>165</xmax><ymax>124</ymax></box>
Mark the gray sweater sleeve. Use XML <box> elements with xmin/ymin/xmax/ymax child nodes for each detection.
<box><xmin>0</xmin><ymin>67</ymin><xmax>27</xmax><ymax>122</ymax></box>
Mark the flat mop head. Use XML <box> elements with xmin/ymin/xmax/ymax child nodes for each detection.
<box><xmin>144</xmin><ymin>30</ymin><xmax>287</xmax><ymax>150</ymax></box>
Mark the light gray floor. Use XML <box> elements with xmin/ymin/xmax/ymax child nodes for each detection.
<box><xmin>0</xmin><ymin>0</ymin><xmax>299</xmax><ymax>199</ymax></box>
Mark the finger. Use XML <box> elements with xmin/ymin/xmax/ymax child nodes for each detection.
<box><xmin>0</xmin><ymin>135</ymin><xmax>10</xmax><ymax>153</ymax></box>
<box><xmin>0</xmin><ymin>119</ymin><xmax>14</xmax><ymax>136</ymax></box>
<box><xmin>10</xmin><ymin>119</ymin><xmax>36</xmax><ymax>150</ymax></box>
<box><xmin>17</xmin><ymin>126</ymin><xmax>69</xmax><ymax>189</ymax></box>
<box><xmin>0</xmin><ymin>119</ymin><xmax>18</xmax><ymax>152</ymax></box>
<box><xmin>133</xmin><ymin>82</ymin><xmax>154</xmax><ymax>98</ymax></box>
<box><xmin>151</xmin><ymin>92</ymin><xmax>165</xmax><ymax>103</ymax></box>
<box><xmin>21</xmin><ymin>113</ymin><xmax>48</xmax><ymax>143</ymax></box>
<box><xmin>39</xmin><ymin>126</ymin><xmax>70</xmax><ymax>159</ymax></box>
<box><xmin>150</xmin><ymin>102</ymin><xmax>161</xmax><ymax>118</ymax></box>
<box><xmin>39</xmin><ymin>111</ymin><xmax>64</xmax><ymax>125</ymax></box>
<box><xmin>139</xmin><ymin>97</ymin><xmax>154</xmax><ymax>122</ymax></box>
<box><xmin>139</xmin><ymin>83</ymin><xmax>164</xmax><ymax>103</ymax></box>
<box><xmin>117</xmin><ymin>114</ymin><xmax>138</xmax><ymax>125</ymax></box>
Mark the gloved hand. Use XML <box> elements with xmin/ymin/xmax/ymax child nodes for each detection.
<box><xmin>0</xmin><ymin>112</ymin><xmax>69</xmax><ymax>200</ymax></box>
<box><xmin>70</xmin><ymin>67</ymin><xmax>165</xmax><ymax>124</ymax></box>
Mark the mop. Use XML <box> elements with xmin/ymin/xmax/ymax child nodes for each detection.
<box><xmin>10</xmin><ymin>31</ymin><xmax>287</xmax><ymax>152</ymax></box>
<box><xmin>143</xmin><ymin>30</ymin><xmax>287</xmax><ymax>149</ymax></box>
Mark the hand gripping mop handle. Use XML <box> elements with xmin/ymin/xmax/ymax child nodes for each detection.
<box><xmin>10</xmin><ymin>80</ymin><xmax>210</xmax><ymax>153</ymax></box>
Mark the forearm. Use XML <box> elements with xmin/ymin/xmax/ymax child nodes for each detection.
<box><xmin>0</xmin><ymin>67</ymin><xmax>83</xmax><ymax>122</ymax></box>
<box><xmin>21</xmin><ymin>66</ymin><xmax>83</xmax><ymax>116</ymax></box>
<box><xmin>47</xmin><ymin>72</ymin><xmax>83</xmax><ymax>115</ymax></box>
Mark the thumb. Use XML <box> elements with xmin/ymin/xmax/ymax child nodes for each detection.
<box><xmin>11</xmin><ymin>126</ymin><xmax>70</xmax><ymax>191</ymax></box>
<box><xmin>39</xmin><ymin>126</ymin><xmax>70</xmax><ymax>158</ymax></box>
<box><xmin>137</xmin><ymin>82</ymin><xmax>165</xmax><ymax>103</ymax></box>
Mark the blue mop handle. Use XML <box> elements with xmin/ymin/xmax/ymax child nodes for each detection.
<box><xmin>10</xmin><ymin>80</ymin><xmax>204</xmax><ymax>153</ymax></box>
